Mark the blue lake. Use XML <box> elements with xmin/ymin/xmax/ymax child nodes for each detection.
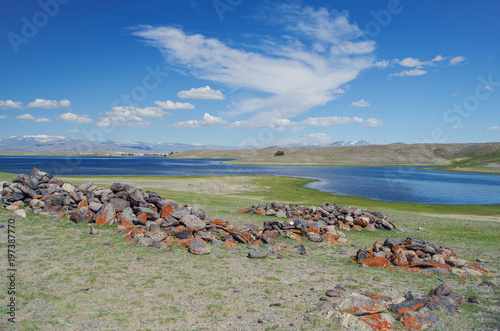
<box><xmin>0</xmin><ymin>156</ymin><xmax>499</xmax><ymax>205</ymax></box>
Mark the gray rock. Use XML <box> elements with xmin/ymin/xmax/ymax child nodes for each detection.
<box><xmin>171</xmin><ymin>208</ymin><xmax>191</xmax><ymax>220</ymax></box>
<box><xmin>79</xmin><ymin>182</ymin><xmax>93</xmax><ymax>191</ymax></box>
<box><xmin>276</xmin><ymin>210</ymin><xmax>287</xmax><ymax>218</ymax></box>
<box><xmin>88</xmin><ymin>201</ymin><xmax>103</xmax><ymax>213</ymax></box>
<box><xmin>13</xmin><ymin>209</ymin><xmax>27</xmax><ymax>218</ymax></box>
<box><xmin>384</xmin><ymin>238</ymin><xmax>402</xmax><ymax>248</ymax></box>
<box><xmin>62</xmin><ymin>183</ymin><xmax>77</xmax><ymax>193</ymax></box>
<box><xmin>180</xmin><ymin>214</ymin><xmax>206</xmax><ymax>231</ymax></box>
<box><xmin>190</xmin><ymin>204</ymin><xmax>205</xmax><ymax>220</ymax></box>
<box><xmin>109</xmin><ymin>198</ymin><xmax>130</xmax><ymax>213</ymax></box>
<box><xmin>189</xmin><ymin>240</ymin><xmax>211</xmax><ymax>255</ymax></box>
<box><xmin>247</xmin><ymin>251</ymin><xmax>268</xmax><ymax>259</ymax></box>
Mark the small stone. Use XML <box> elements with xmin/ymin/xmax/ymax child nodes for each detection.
<box><xmin>257</xmin><ymin>319</ymin><xmax>263</xmax><ymax>323</ymax></box>
<box><xmin>269</xmin><ymin>303</ymin><xmax>282</xmax><ymax>307</ymax></box>
<box><xmin>325</xmin><ymin>290</ymin><xmax>343</xmax><ymax>298</ymax></box>
<box><xmin>104</xmin><ymin>242</ymin><xmax>114</xmax><ymax>246</ymax></box>
<box><xmin>189</xmin><ymin>240</ymin><xmax>211</xmax><ymax>255</ymax></box>
<box><xmin>13</xmin><ymin>209</ymin><xmax>27</xmax><ymax>218</ymax></box>
<box><xmin>467</xmin><ymin>296</ymin><xmax>480</xmax><ymax>304</ymax></box>
<box><xmin>319</xmin><ymin>297</ymin><xmax>329</xmax><ymax>302</ymax></box>
<box><xmin>90</xmin><ymin>225</ymin><xmax>99</xmax><ymax>235</ymax></box>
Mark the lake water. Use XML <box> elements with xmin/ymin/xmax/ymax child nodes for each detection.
<box><xmin>0</xmin><ymin>156</ymin><xmax>499</xmax><ymax>205</ymax></box>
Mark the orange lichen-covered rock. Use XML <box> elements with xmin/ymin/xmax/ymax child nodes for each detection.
<box><xmin>189</xmin><ymin>239</ymin><xmax>210</xmax><ymax>255</ymax></box>
<box><xmin>354</xmin><ymin>217</ymin><xmax>370</xmax><ymax>227</ymax></box>
<box><xmin>338</xmin><ymin>222</ymin><xmax>350</xmax><ymax>231</ymax></box>
<box><xmin>77</xmin><ymin>199</ymin><xmax>89</xmax><ymax>209</ymax></box>
<box><xmin>392</xmin><ymin>244</ymin><xmax>406</xmax><ymax>252</ymax></box>
<box><xmin>96</xmin><ymin>203</ymin><xmax>116</xmax><ymax>226</ymax></box>
<box><xmin>323</xmin><ymin>233</ymin><xmax>340</xmax><ymax>244</ymax></box>
<box><xmin>399</xmin><ymin>310</ymin><xmax>440</xmax><ymax>330</ymax></box>
<box><xmin>464</xmin><ymin>262</ymin><xmax>491</xmax><ymax>276</ymax></box>
<box><xmin>360</xmin><ymin>313</ymin><xmax>395</xmax><ymax>331</ymax></box>
<box><xmin>223</xmin><ymin>241</ymin><xmax>238</xmax><ymax>249</ymax></box>
<box><xmin>124</xmin><ymin>235</ymin><xmax>133</xmax><ymax>242</ymax></box>
<box><xmin>388</xmin><ymin>298</ymin><xmax>427</xmax><ymax>315</ymax></box>
<box><xmin>255</xmin><ymin>208</ymin><xmax>266</xmax><ymax>215</ymax></box>
<box><xmin>237</xmin><ymin>208</ymin><xmax>250</xmax><ymax>214</ymax></box>
<box><xmin>392</xmin><ymin>250</ymin><xmax>408</xmax><ymax>267</ymax></box>
<box><xmin>161</xmin><ymin>204</ymin><xmax>174</xmax><ymax>218</ymax></box>
<box><xmin>352</xmin><ymin>225</ymin><xmax>363</xmax><ymax>231</ymax></box>
<box><xmin>359</xmin><ymin>257</ymin><xmax>391</xmax><ymax>269</ymax></box>
<box><xmin>118</xmin><ymin>219</ymin><xmax>134</xmax><ymax>230</ymax></box>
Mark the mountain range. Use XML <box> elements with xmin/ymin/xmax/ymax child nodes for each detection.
<box><xmin>0</xmin><ymin>136</ymin><xmax>403</xmax><ymax>154</ymax></box>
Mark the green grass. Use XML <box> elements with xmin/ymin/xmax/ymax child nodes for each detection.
<box><xmin>0</xmin><ymin>171</ymin><xmax>499</xmax><ymax>330</ymax></box>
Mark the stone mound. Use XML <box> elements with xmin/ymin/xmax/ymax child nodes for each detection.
<box><xmin>238</xmin><ymin>202</ymin><xmax>395</xmax><ymax>231</ymax></box>
<box><xmin>0</xmin><ymin>168</ymin><xmax>346</xmax><ymax>254</ymax></box>
<box><xmin>351</xmin><ymin>237</ymin><xmax>490</xmax><ymax>277</ymax></box>
<box><xmin>316</xmin><ymin>282</ymin><xmax>464</xmax><ymax>330</ymax></box>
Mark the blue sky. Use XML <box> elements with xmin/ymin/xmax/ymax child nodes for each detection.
<box><xmin>1</xmin><ymin>0</ymin><xmax>499</xmax><ymax>147</ymax></box>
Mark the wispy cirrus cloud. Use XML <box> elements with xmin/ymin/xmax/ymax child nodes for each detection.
<box><xmin>134</xmin><ymin>4</ymin><xmax>375</xmax><ymax>127</ymax></box>
<box><xmin>389</xmin><ymin>69</ymin><xmax>427</xmax><ymax>77</ymax></box>
<box><xmin>27</xmin><ymin>99</ymin><xmax>71</xmax><ymax>109</ymax></box>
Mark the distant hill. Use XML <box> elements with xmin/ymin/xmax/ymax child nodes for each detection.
<box><xmin>168</xmin><ymin>142</ymin><xmax>500</xmax><ymax>174</ymax></box>
<box><xmin>0</xmin><ymin>135</ymin><xmax>234</xmax><ymax>154</ymax></box>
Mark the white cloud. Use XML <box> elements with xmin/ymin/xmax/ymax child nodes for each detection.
<box><xmin>481</xmin><ymin>86</ymin><xmax>491</xmax><ymax>92</ymax></box>
<box><xmin>16</xmin><ymin>113</ymin><xmax>36</xmax><ymax>120</ymax></box>
<box><xmin>0</xmin><ymin>100</ymin><xmax>23</xmax><ymax>110</ymax></box>
<box><xmin>374</xmin><ymin>60</ymin><xmax>389</xmax><ymax>69</ymax></box>
<box><xmin>351</xmin><ymin>99</ymin><xmax>370</xmax><ymax>107</ymax></box>
<box><xmin>453</xmin><ymin>125</ymin><xmax>469</xmax><ymax>130</ymax></box>
<box><xmin>58</xmin><ymin>111</ymin><xmax>93</xmax><ymax>123</ymax></box>
<box><xmin>389</xmin><ymin>69</ymin><xmax>427</xmax><ymax>77</ymax></box>
<box><xmin>449</xmin><ymin>56</ymin><xmax>466</xmax><ymax>66</ymax></box>
<box><xmin>68</xmin><ymin>129</ymin><xmax>80</xmax><ymax>133</ymax></box>
<box><xmin>177</xmin><ymin>86</ymin><xmax>226</xmax><ymax>100</ymax></box>
<box><xmin>333</xmin><ymin>88</ymin><xmax>345</xmax><ymax>94</ymax></box>
<box><xmin>172</xmin><ymin>113</ymin><xmax>226</xmax><ymax>128</ymax></box>
<box><xmin>431</xmin><ymin>55</ymin><xmax>446</xmax><ymax>62</ymax></box>
<box><xmin>486</xmin><ymin>126</ymin><xmax>500</xmax><ymax>132</ymax></box>
<box><xmin>396</xmin><ymin>57</ymin><xmax>430</xmax><ymax>68</ymax></box>
<box><xmin>0</xmin><ymin>115</ymin><xmax>7</xmax><ymax>119</ymax></box>
<box><xmin>27</xmin><ymin>99</ymin><xmax>71</xmax><ymax>109</ymax></box>
<box><xmin>363</xmin><ymin>118</ymin><xmax>383</xmax><ymax>128</ymax></box>
<box><xmin>134</xmin><ymin>4</ymin><xmax>374</xmax><ymax>127</ymax></box>
<box><xmin>228</xmin><ymin>115</ymin><xmax>381</xmax><ymax>129</ymax></box>
<box><xmin>35</xmin><ymin>117</ymin><xmax>51</xmax><ymax>123</ymax></box>
<box><xmin>96</xmin><ymin>106</ymin><xmax>169</xmax><ymax>128</ymax></box>
<box><xmin>155</xmin><ymin>100</ymin><xmax>195</xmax><ymax>110</ymax></box>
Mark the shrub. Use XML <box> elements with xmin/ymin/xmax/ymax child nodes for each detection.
<box><xmin>274</xmin><ymin>150</ymin><xmax>285</xmax><ymax>156</ymax></box>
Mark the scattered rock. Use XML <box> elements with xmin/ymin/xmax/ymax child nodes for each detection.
<box><xmin>247</xmin><ymin>251</ymin><xmax>268</xmax><ymax>259</ymax></box>
<box><xmin>13</xmin><ymin>209</ymin><xmax>27</xmax><ymax>218</ymax></box>
<box><xmin>90</xmin><ymin>225</ymin><xmax>99</xmax><ymax>235</ymax></box>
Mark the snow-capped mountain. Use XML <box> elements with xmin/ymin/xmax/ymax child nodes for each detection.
<box><xmin>0</xmin><ymin>135</ymin><xmax>233</xmax><ymax>153</ymax></box>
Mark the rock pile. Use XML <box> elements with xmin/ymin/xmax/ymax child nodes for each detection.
<box><xmin>316</xmin><ymin>282</ymin><xmax>464</xmax><ymax>330</ymax></box>
<box><xmin>351</xmin><ymin>237</ymin><xmax>490</xmax><ymax>278</ymax></box>
<box><xmin>0</xmin><ymin>168</ymin><xmax>346</xmax><ymax>254</ymax></box>
<box><xmin>238</xmin><ymin>202</ymin><xmax>395</xmax><ymax>231</ymax></box>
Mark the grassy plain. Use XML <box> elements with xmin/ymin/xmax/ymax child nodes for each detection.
<box><xmin>0</xmin><ymin>172</ymin><xmax>499</xmax><ymax>330</ymax></box>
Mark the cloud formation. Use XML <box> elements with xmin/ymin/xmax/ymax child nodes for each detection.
<box><xmin>351</xmin><ymin>99</ymin><xmax>370</xmax><ymax>107</ymax></box>
<box><xmin>35</xmin><ymin>117</ymin><xmax>51</xmax><ymax>123</ymax></box>
<box><xmin>134</xmin><ymin>4</ymin><xmax>375</xmax><ymax>127</ymax></box>
<box><xmin>96</xmin><ymin>106</ymin><xmax>169</xmax><ymax>127</ymax></box>
<box><xmin>16</xmin><ymin>113</ymin><xmax>36</xmax><ymax>120</ymax></box>
<box><xmin>155</xmin><ymin>100</ymin><xmax>195</xmax><ymax>110</ymax></box>
<box><xmin>177</xmin><ymin>86</ymin><xmax>225</xmax><ymax>100</ymax></box>
<box><xmin>485</xmin><ymin>126</ymin><xmax>500</xmax><ymax>132</ymax></box>
<box><xmin>172</xmin><ymin>113</ymin><xmax>226</xmax><ymax>128</ymax></box>
<box><xmin>27</xmin><ymin>99</ymin><xmax>71</xmax><ymax>109</ymax></box>
<box><xmin>229</xmin><ymin>115</ymin><xmax>381</xmax><ymax>129</ymax></box>
<box><xmin>0</xmin><ymin>100</ymin><xmax>23</xmax><ymax>110</ymax></box>
<box><xmin>277</xmin><ymin>132</ymin><xmax>334</xmax><ymax>147</ymax></box>
<box><xmin>449</xmin><ymin>56</ymin><xmax>466</xmax><ymax>66</ymax></box>
<box><xmin>389</xmin><ymin>69</ymin><xmax>427</xmax><ymax>77</ymax></box>
<box><xmin>58</xmin><ymin>111</ymin><xmax>93</xmax><ymax>123</ymax></box>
